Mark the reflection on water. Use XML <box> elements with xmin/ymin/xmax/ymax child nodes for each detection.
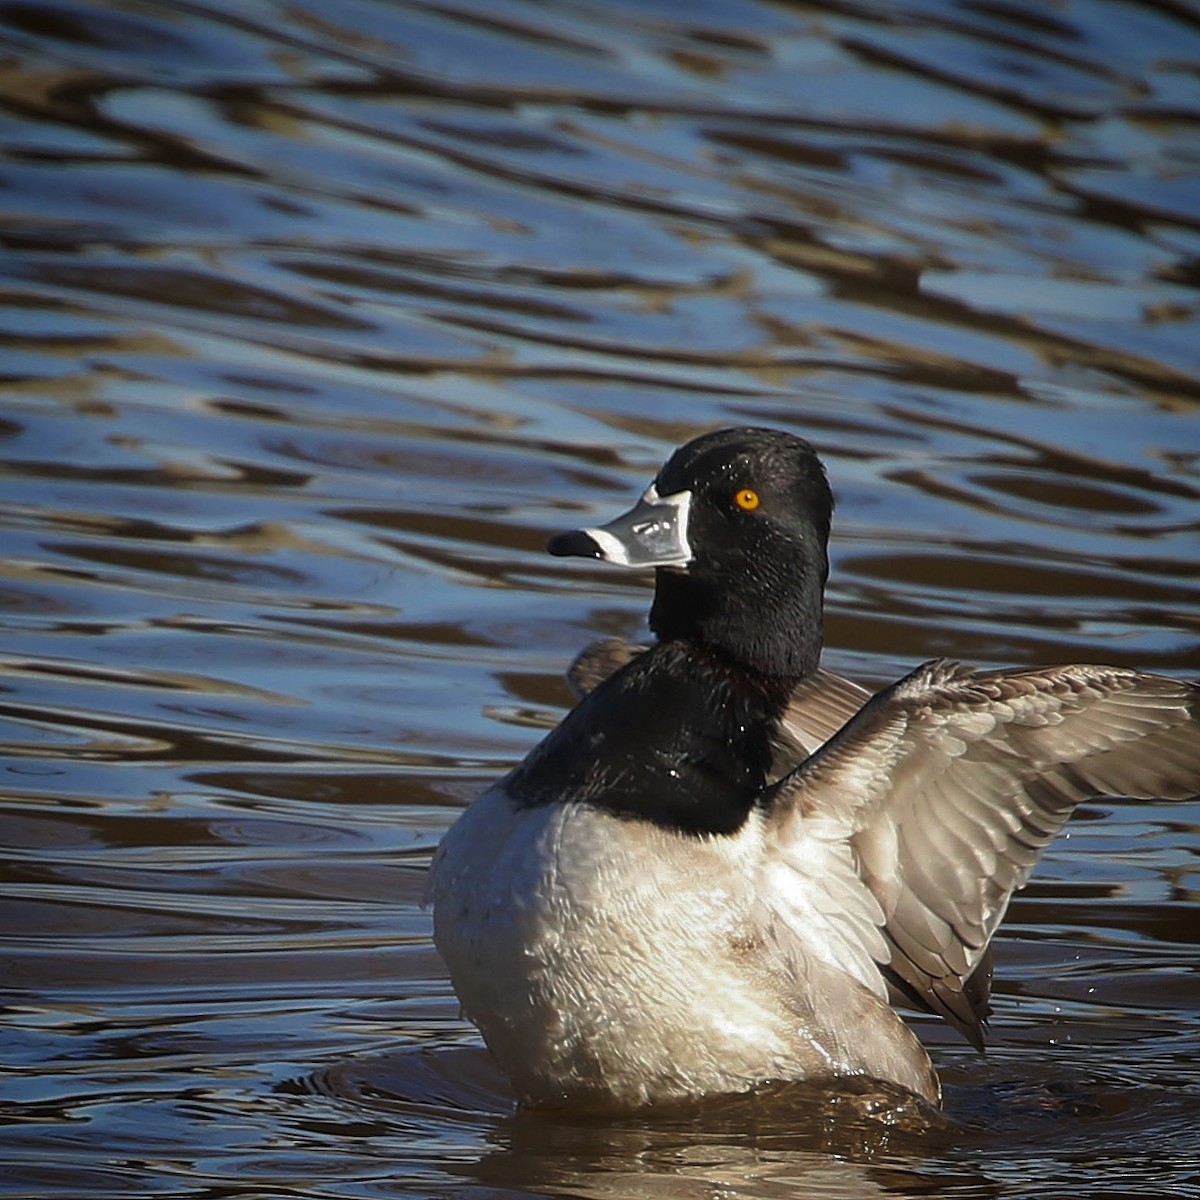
<box><xmin>1</xmin><ymin>0</ymin><xmax>1198</xmax><ymax>1197</ymax></box>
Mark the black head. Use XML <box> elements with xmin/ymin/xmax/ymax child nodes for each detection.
<box><xmin>549</xmin><ymin>426</ymin><xmax>833</xmax><ymax>679</ymax></box>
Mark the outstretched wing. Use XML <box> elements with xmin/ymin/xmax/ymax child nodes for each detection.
<box><xmin>763</xmin><ymin>659</ymin><xmax>1200</xmax><ymax>1048</ymax></box>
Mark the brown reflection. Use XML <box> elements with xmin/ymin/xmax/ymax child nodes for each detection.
<box><xmin>26</xmin><ymin>263</ymin><xmax>374</xmax><ymax>329</ymax></box>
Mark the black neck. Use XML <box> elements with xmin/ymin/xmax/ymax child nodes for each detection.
<box><xmin>649</xmin><ymin>563</ymin><xmax>825</xmax><ymax>682</ymax></box>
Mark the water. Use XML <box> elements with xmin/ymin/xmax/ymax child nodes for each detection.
<box><xmin>1</xmin><ymin>0</ymin><xmax>1198</xmax><ymax>1196</ymax></box>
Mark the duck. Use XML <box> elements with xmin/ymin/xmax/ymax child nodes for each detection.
<box><xmin>428</xmin><ymin>426</ymin><xmax>1200</xmax><ymax>1111</ymax></box>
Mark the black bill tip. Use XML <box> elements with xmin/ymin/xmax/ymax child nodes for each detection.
<box><xmin>547</xmin><ymin>529</ymin><xmax>603</xmax><ymax>559</ymax></box>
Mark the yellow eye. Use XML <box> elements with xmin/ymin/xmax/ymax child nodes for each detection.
<box><xmin>735</xmin><ymin>488</ymin><xmax>760</xmax><ymax>511</ymax></box>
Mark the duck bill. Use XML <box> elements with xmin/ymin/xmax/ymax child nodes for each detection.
<box><xmin>547</xmin><ymin>484</ymin><xmax>693</xmax><ymax>568</ymax></box>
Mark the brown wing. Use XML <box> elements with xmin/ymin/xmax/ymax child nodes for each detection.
<box><xmin>771</xmin><ymin>667</ymin><xmax>871</xmax><ymax>774</ymax></box>
<box><xmin>767</xmin><ymin>659</ymin><xmax>1200</xmax><ymax>1049</ymax></box>
<box><xmin>565</xmin><ymin>638</ymin><xmax>645</xmax><ymax>700</ymax></box>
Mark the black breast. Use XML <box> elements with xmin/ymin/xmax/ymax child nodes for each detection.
<box><xmin>506</xmin><ymin>641</ymin><xmax>790</xmax><ymax>836</ymax></box>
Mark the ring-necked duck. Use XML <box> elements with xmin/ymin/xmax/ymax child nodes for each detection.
<box><xmin>429</xmin><ymin>427</ymin><xmax>1199</xmax><ymax>1110</ymax></box>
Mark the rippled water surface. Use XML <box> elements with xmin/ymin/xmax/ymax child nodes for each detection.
<box><xmin>2</xmin><ymin>1</ymin><xmax>1199</xmax><ymax>1196</ymax></box>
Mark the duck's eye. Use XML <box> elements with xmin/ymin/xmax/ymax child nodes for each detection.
<box><xmin>734</xmin><ymin>488</ymin><xmax>760</xmax><ymax>511</ymax></box>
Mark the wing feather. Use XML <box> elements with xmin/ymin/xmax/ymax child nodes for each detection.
<box><xmin>763</xmin><ymin>659</ymin><xmax>1200</xmax><ymax>1049</ymax></box>
<box><xmin>776</xmin><ymin>668</ymin><xmax>872</xmax><ymax>760</ymax></box>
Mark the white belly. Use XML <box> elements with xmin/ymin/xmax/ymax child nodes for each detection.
<box><xmin>429</xmin><ymin>788</ymin><xmax>881</xmax><ymax>1108</ymax></box>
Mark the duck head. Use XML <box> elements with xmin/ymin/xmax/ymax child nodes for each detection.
<box><xmin>549</xmin><ymin>427</ymin><xmax>833</xmax><ymax>680</ymax></box>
